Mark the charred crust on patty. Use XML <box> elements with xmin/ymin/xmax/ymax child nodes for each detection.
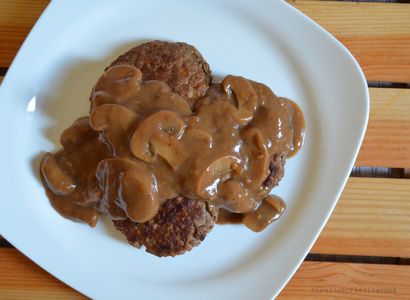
<box><xmin>114</xmin><ymin>197</ymin><xmax>218</xmax><ymax>257</ymax></box>
<box><xmin>263</xmin><ymin>153</ymin><xmax>286</xmax><ymax>190</ymax></box>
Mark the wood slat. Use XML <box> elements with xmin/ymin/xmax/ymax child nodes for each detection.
<box><xmin>0</xmin><ymin>0</ymin><xmax>49</xmax><ymax>67</ymax></box>
<box><xmin>312</xmin><ymin>177</ymin><xmax>410</xmax><ymax>257</ymax></box>
<box><xmin>291</xmin><ymin>0</ymin><xmax>410</xmax><ymax>82</ymax></box>
<box><xmin>279</xmin><ymin>261</ymin><xmax>410</xmax><ymax>299</ymax></box>
<box><xmin>356</xmin><ymin>88</ymin><xmax>410</xmax><ymax>168</ymax></box>
<box><xmin>1</xmin><ymin>248</ymin><xmax>409</xmax><ymax>300</ymax></box>
<box><xmin>0</xmin><ymin>249</ymin><xmax>85</xmax><ymax>299</ymax></box>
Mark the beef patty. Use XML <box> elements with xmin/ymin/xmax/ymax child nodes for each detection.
<box><xmin>110</xmin><ymin>41</ymin><xmax>286</xmax><ymax>257</ymax></box>
<box><xmin>114</xmin><ymin>197</ymin><xmax>218</xmax><ymax>257</ymax></box>
<box><xmin>109</xmin><ymin>40</ymin><xmax>211</xmax><ymax>108</ymax></box>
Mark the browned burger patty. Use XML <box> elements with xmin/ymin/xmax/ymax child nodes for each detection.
<box><xmin>110</xmin><ymin>41</ymin><xmax>285</xmax><ymax>257</ymax></box>
<box><xmin>114</xmin><ymin>197</ymin><xmax>218</xmax><ymax>257</ymax></box>
<box><xmin>109</xmin><ymin>40</ymin><xmax>211</xmax><ymax>108</ymax></box>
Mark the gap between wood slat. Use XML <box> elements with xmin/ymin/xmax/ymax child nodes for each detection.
<box><xmin>368</xmin><ymin>81</ymin><xmax>410</xmax><ymax>89</ymax></box>
<box><xmin>306</xmin><ymin>253</ymin><xmax>410</xmax><ymax>265</ymax></box>
<box><xmin>350</xmin><ymin>166</ymin><xmax>404</xmax><ymax>178</ymax></box>
<box><xmin>0</xmin><ymin>239</ymin><xmax>12</xmax><ymax>248</ymax></box>
<box><xmin>279</xmin><ymin>261</ymin><xmax>410</xmax><ymax>299</ymax></box>
<box><xmin>332</xmin><ymin>0</ymin><xmax>410</xmax><ymax>3</ymax></box>
<box><xmin>0</xmin><ymin>67</ymin><xmax>8</xmax><ymax>76</ymax></box>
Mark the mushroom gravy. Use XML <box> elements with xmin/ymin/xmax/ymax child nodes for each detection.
<box><xmin>40</xmin><ymin>64</ymin><xmax>305</xmax><ymax>231</ymax></box>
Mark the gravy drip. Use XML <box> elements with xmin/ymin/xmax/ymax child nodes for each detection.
<box><xmin>40</xmin><ymin>65</ymin><xmax>305</xmax><ymax>231</ymax></box>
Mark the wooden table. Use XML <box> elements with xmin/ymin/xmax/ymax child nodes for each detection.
<box><xmin>1</xmin><ymin>0</ymin><xmax>409</xmax><ymax>299</ymax></box>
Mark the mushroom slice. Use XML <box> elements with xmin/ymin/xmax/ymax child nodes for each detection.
<box><xmin>120</xmin><ymin>169</ymin><xmax>159</xmax><ymax>223</ymax></box>
<box><xmin>222</xmin><ymin>75</ymin><xmax>258</xmax><ymax>125</ymax></box>
<box><xmin>243</xmin><ymin>195</ymin><xmax>285</xmax><ymax>232</ymax></box>
<box><xmin>130</xmin><ymin>110</ymin><xmax>187</xmax><ymax>169</ymax></box>
<box><xmin>90</xmin><ymin>104</ymin><xmax>140</xmax><ymax>156</ymax></box>
<box><xmin>183</xmin><ymin>128</ymin><xmax>213</xmax><ymax>149</ymax></box>
<box><xmin>91</xmin><ymin>64</ymin><xmax>142</xmax><ymax>110</ymax></box>
<box><xmin>241</xmin><ymin>127</ymin><xmax>270</xmax><ymax>188</ymax></box>
<box><xmin>40</xmin><ymin>153</ymin><xmax>76</xmax><ymax>195</ymax></box>
<box><xmin>218</xmin><ymin>179</ymin><xmax>257</xmax><ymax>213</ymax></box>
<box><xmin>136</xmin><ymin>81</ymin><xmax>192</xmax><ymax>116</ymax></box>
<box><xmin>196</xmin><ymin>155</ymin><xmax>241</xmax><ymax>199</ymax></box>
<box><xmin>146</xmin><ymin>92</ymin><xmax>192</xmax><ymax>116</ymax></box>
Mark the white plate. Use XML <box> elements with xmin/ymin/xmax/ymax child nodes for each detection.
<box><xmin>0</xmin><ymin>0</ymin><xmax>369</xmax><ymax>299</ymax></box>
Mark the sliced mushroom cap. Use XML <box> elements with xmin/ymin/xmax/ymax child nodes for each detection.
<box><xmin>218</xmin><ymin>179</ymin><xmax>257</xmax><ymax>213</ymax></box>
<box><xmin>222</xmin><ymin>75</ymin><xmax>258</xmax><ymax>125</ymax></box>
<box><xmin>91</xmin><ymin>64</ymin><xmax>142</xmax><ymax>109</ymax></box>
<box><xmin>243</xmin><ymin>195</ymin><xmax>285</xmax><ymax>232</ymax></box>
<box><xmin>40</xmin><ymin>153</ymin><xmax>76</xmax><ymax>195</ymax></box>
<box><xmin>241</xmin><ymin>127</ymin><xmax>270</xmax><ymax>188</ymax></box>
<box><xmin>147</xmin><ymin>92</ymin><xmax>192</xmax><ymax>116</ymax></box>
<box><xmin>130</xmin><ymin>110</ymin><xmax>187</xmax><ymax>169</ymax></box>
<box><xmin>195</xmin><ymin>155</ymin><xmax>241</xmax><ymax>199</ymax></box>
<box><xmin>183</xmin><ymin>128</ymin><xmax>213</xmax><ymax>149</ymax></box>
<box><xmin>135</xmin><ymin>81</ymin><xmax>192</xmax><ymax>116</ymax></box>
<box><xmin>121</xmin><ymin>169</ymin><xmax>159</xmax><ymax>222</ymax></box>
<box><xmin>90</xmin><ymin>104</ymin><xmax>140</xmax><ymax>156</ymax></box>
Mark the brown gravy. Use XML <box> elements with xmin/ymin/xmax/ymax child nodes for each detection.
<box><xmin>217</xmin><ymin>209</ymin><xmax>243</xmax><ymax>225</ymax></box>
<box><xmin>40</xmin><ymin>65</ymin><xmax>305</xmax><ymax>231</ymax></box>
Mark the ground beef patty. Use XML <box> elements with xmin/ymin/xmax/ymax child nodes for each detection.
<box><xmin>114</xmin><ymin>197</ymin><xmax>218</xmax><ymax>257</ymax></box>
<box><xmin>110</xmin><ymin>41</ymin><xmax>286</xmax><ymax>257</ymax></box>
<box><xmin>109</xmin><ymin>40</ymin><xmax>211</xmax><ymax>107</ymax></box>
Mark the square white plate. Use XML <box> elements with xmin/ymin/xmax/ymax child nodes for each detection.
<box><xmin>0</xmin><ymin>0</ymin><xmax>369</xmax><ymax>299</ymax></box>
